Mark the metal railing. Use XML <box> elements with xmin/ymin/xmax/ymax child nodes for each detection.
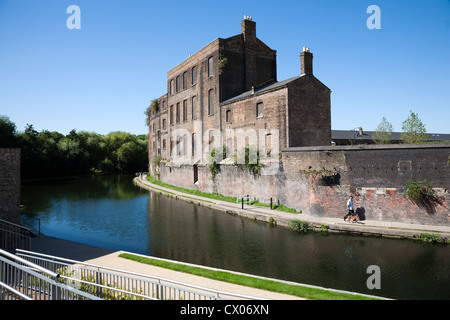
<box><xmin>16</xmin><ymin>249</ymin><xmax>267</xmax><ymax>300</ymax></box>
<box><xmin>0</xmin><ymin>249</ymin><xmax>101</xmax><ymax>300</ymax></box>
<box><xmin>0</xmin><ymin>219</ymin><xmax>31</xmax><ymax>253</ymax></box>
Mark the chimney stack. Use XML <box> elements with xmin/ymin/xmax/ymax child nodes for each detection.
<box><xmin>300</xmin><ymin>47</ymin><xmax>313</xmax><ymax>75</ymax></box>
<box><xmin>241</xmin><ymin>15</ymin><xmax>256</xmax><ymax>41</ymax></box>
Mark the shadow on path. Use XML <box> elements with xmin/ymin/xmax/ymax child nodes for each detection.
<box><xmin>30</xmin><ymin>235</ymin><xmax>116</xmax><ymax>261</ymax></box>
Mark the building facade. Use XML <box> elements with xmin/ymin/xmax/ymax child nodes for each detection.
<box><xmin>148</xmin><ymin>17</ymin><xmax>331</xmax><ymax>167</ymax></box>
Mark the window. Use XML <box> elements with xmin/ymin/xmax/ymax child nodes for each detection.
<box><xmin>162</xmin><ymin>118</ymin><xmax>166</xmax><ymax>130</ymax></box>
<box><xmin>208</xmin><ymin>89</ymin><xmax>214</xmax><ymax>115</ymax></box>
<box><xmin>226</xmin><ymin>109</ymin><xmax>231</xmax><ymax>123</ymax></box>
<box><xmin>176</xmin><ymin>76</ymin><xmax>180</xmax><ymax>93</ymax></box>
<box><xmin>163</xmin><ymin>139</ymin><xmax>166</xmax><ymax>150</ymax></box>
<box><xmin>192</xmin><ymin>96</ymin><xmax>197</xmax><ymax>120</ymax></box>
<box><xmin>176</xmin><ymin>103</ymin><xmax>180</xmax><ymax>123</ymax></box>
<box><xmin>192</xmin><ymin>66</ymin><xmax>197</xmax><ymax>85</ymax></box>
<box><xmin>266</xmin><ymin>133</ymin><xmax>272</xmax><ymax>156</ymax></box>
<box><xmin>192</xmin><ymin>133</ymin><xmax>196</xmax><ymax>157</ymax></box>
<box><xmin>183</xmin><ymin>100</ymin><xmax>187</xmax><ymax>122</ymax></box>
<box><xmin>257</xmin><ymin>102</ymin><xmax>263</xmax><ymax>118</ymax></box>
<box><xmin>170</xmin><ymin>80</ymin><xmax>174</xmax><ymax>96</ymax></box>
<box><xmin>183</xmin><ymin>72</ymin><xmax>187</xmax><ymax>90</ymax></box>
<box><xmin>183</xmin><ymin>134</ymin><xmax>187</xmax><ymax>157</ymax></box>
<box><xmin>208</xmin><ymin>57</ymin><xmax>214</xmax><ymax>77</ymax></box>
<box><xmin>170</xmin><ymin>106</ymin><xmax>174</xmax><ymax>125</ymax></box>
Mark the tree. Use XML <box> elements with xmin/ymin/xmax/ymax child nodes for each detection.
<box><xmin>372</xmin><ymin>117</ymin><xmax>394</xmax><ymax>144</ymax></box>
<box><xmin>0</xmin><ymin>115</ymin><xmax>18</xmax><ymax>147</ymax></box>
<box><xmin>401</xmin><ymin>110</ymin><xmax>429</xmax><ymax>144</ymax></box>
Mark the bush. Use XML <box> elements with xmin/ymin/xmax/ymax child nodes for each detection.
<box><xmin>404</xmin><ymin>179</ymin><xmax>442</xmax><ymax>214</ymax></box>
<box><xmin>289</xmin><ymin>219</ymin><xmax>311</xmax><ymax>233</ymax></box>
<box><xmin>412</xmin><ymin>233</ymin><xmax>448</xmax><ymax>244</ymax></box>
<box><xmin>405</xmin><ymin>179</ymin><xmax>436</xmax><ymax>202</ymax></box>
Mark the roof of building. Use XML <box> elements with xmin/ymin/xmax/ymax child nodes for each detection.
<box><xmin>220</xmin><ymin>75</ymin><xmax>304</xmax><ymax>105</ymax></box>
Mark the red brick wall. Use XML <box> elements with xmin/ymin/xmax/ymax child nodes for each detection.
<box><xmin>158</xmin><ymin>143</ymin><xmax>450</xmax><ymax>226</ymax></box>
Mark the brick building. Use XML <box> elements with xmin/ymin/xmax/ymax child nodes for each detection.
<box><xmin>148</xmin><ymin>17</ymin><xmax>331</xmax><ymax>166</ymax></box>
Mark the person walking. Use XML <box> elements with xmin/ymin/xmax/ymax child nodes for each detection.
<box><xmin>344</xmin><ymin>196</ymin><xmax>355</xmax><ymax>221</ymax></box>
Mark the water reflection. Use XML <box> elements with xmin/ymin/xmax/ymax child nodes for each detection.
<box><xmin>20</xmin><ymin>175</ymin><xmax>450</xmax><ymax>299</ymax></box>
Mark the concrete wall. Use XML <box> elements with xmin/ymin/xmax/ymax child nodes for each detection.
<box><xmin>0</xmin><ymin>148</ymin><xmax>21</xmax><ymax>224</ymax></box>
<box><xmin>157</xmin><ymin>143</ymin><xmax>450</xmax><ymax>226</ymax></box>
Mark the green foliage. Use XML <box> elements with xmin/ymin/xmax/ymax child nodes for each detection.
<box><xmin>150</xmin><ymin>99</ymin><xmax>159</xmax><ymax>112</ymax></box>
<box><xmin>268</xmin><ymin>217</ymin><xmax>277</xmax><ymax>226</ymax></box>
<box><xmin>235</xmin><ymin>146</ymin><xmax>263</xmax><ymax>175</ymax></box>
<box><xmin>373</xmin><ymin>117</ymin><xmax>394</xmax><ymax>144</ymax></box>
<box><xmin>218</xmin><ymin>57</ymin><xmax>228</xmax><ymax>76</ymax></box>
<box><xmin>404</xmin><ymin>179</ymin><xmax>436</xmax><ymax>202</ymax></box>
<box><xmin>320</xmin><ymin>224</ymin><xmax>329</xmax><ymax>234</ymax></box>
<box><xmin>208</xmin><ymin>146</ymin><xmax>227</xmax><ymax>179</ymax></box>
<box><xmin>0</xmin><ymin>116</ymin><xmax>148</xmax><ymax>179</ymax></box>
<box><xmin>0</xmin><ymin>115</ymin><xmax>17</xmax><ymax>147</ymax></box>
<box><xmin>412</xmin><ymin>233</ymin><xmax>448</xmax><ymax>244</ymax></box>
<box><xmin>152</xmin><ymin>155</ymin><xmax>162</xmax><ymax>167</ymax></box>
<box><xmin>404</xmin><ymin>179</ymin><xmax>443</xmax><ymax>214</ymax></box>
<box><xmin>289</xmin><ymin>219</ymin><xmax>311</xmax><ymax>233</ymax></box>
<box><xmin>401</xmin><ymin>110</ymin><xmax>429</xmax><ymax>144</ymax></box>
<box><xmin>119</xmin><ymin>253</ymin><xmax>380</xmax><ymax>300</ymax></box>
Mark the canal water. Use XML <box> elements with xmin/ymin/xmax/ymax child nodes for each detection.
<box><xmin>20</xmin><ymin>174</ymin><xmax>450</xmax><ymax>300</ymax></box>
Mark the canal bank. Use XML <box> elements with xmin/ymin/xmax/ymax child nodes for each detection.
<box><xmin>134</xmin><ymin>175</ymin><xmax>450</xmax><ymax>242</ymax></box>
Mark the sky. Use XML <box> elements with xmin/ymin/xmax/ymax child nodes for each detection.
<box><xmin>0</xmin><ymin>0</ymin><xmax>449</xmax><ymax>136</ymax></box>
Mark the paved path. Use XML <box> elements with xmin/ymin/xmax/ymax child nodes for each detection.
<box><xmin>30</xmin><ymin>236</ymin><xmax>303</xmax><ymax>300</ymax></box>
<box><xmin>134</xmin><ymin>176</ymin><xmax>450</xmax><ymax>239</ymax></box>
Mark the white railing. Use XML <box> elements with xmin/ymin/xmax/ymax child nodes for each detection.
<box><xmin>0</xmin><ymin>249</ymin><xmax>101</xmax><ymax>300</ymax></box>
<box><xmin>16</xmin><ymin>250</ymin><xmax>267</xmax><ymax>300</ymax></box>
<box><xmin>0</xmin><ymin>219</ymin><xmax>31</xmax><ymax>253</ymax></box>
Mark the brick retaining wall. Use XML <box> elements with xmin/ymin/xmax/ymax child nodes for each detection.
<box><xmin>156</xmin><ymin>143</ymin><xmax>450</xmax><ymax>226</ymax></box>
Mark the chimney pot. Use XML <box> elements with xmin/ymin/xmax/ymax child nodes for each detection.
<box><xmin>300</xmin><ymin>47</ymin><xmax>313</xmax><ymax>75</ymax></box>
<box><xmin>241</xmin><ymin>17</ymin><xmax>256</xmax><ymax>41</ymax></box>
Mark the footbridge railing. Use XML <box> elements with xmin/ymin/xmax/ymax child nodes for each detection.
<box><xmin>0</xmin><ymin>249</ymin><xmax>101</xmax><ymax>300</ymax></box>
<box><xmin>0</xmin><ymin>219</ymin><xmax>32</xmax><ymax>253</ymax></box>
<box><xmin>15</xmin><ymin>249</ymin><xmax>267</xmax><ymax>300</ymax></box>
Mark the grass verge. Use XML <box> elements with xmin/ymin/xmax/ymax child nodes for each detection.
<box><xmin>118</xmin><ymin>253</ymin><xmax>381</xmax><ymax>300</ymax></box>
<box><xmin>143</xmin><ymin>174</ymin><xmax>301</xmax><ymax>214</ymax></box>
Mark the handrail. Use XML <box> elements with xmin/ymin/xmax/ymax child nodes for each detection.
<box><xmin>0</xmin><ymin>249</ymin><xmax>59</xmax><ymax>279</ymax></box>
<box><xmin>0</xmin><ymin>218</ymin><xmax>32</xmax><ymax>252</ymax></box>
<box><xmin>0</xmin><ymin>254</ymin><xmax>100</xmax><ymax>300</ymax></box>
<box><xmin>0</xmin><ymin>282</ymin><xmax>33</xmax><ymax>300</ymax></box>
<box><xmin>16</xmin><ymin>249</ymin><xmax>268</xmax><ymax>300</ymax></box>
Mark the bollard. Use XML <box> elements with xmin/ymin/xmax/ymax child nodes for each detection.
<box><xmin>241</xmin><ymin>198</ymin><xmax>244</xmax><ymax>209</ymax></box>
<box><xmin>270</xmin><ymin>197</ymin><xmax>273</xmax><ymax>210</ymax></box>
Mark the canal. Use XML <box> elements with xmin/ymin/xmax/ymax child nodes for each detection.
<box><xmin>20</xmin><ymin>174</ymin><xmax>450</xmax><ymax>300</ymax></box>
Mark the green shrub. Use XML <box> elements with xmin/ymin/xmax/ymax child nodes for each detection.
<box><xmin>405</xmin><ymin>179</ymin><xmax>436</xmax><ymax>202</ymax></box>
<box><xmin>412</xmin><ymin>233</ymin><xmax>448</xmax><ymax>244</ymax></box>
<box><xmin>289</xmin><ymin>219</ymin><xmax>311</xmax><ymax>233</ymax></box>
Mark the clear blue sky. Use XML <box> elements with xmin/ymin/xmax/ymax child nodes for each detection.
<box><xmin>1</xmin><ymin>0</ymin><xmax>449</xmax><ymax>135</ymax></box>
